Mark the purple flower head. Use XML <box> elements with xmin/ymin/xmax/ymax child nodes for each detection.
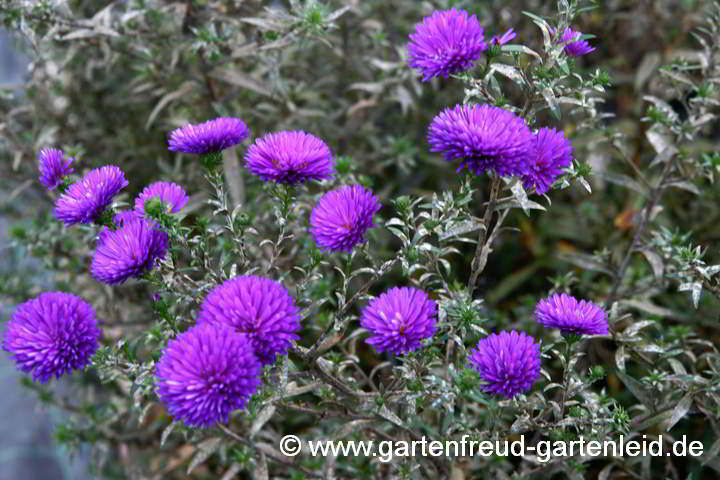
<box><xmin>408</xmin><ymin>8</ymin><xmax>488</xmax><ymax>81</ymax></box>
<box><xmin>135</xmin><ymin>181</ymin><xmax>189</xmax><ymax>216</ymax></box>
<box><xmin>53</xmin><ymin>166</ymin><xmax>128</xmax><ymax>225</ymax></box>
<box><xmin>468</xmin><ymin>330</ymin><xmax>541</xmax><ymax>398</ymax></box>
<box><xmin>360</xmin><ymin>287</ymin><xmax>437</xmax><ymax>354</ymax></box>
<box><xmin>491</xmin><ymin>28</ymin><xmax>516</xmax><ymax>46</ymax></box>
<box><xmin>3</xmin><ymin>292</ymin><xmax>102</xmax><ymax>383</ymax></box>
<box><xmin>522</xmin><ymin>128</ymin><xmax>573</xmax><ymax>194</ymax></box>
<box><xmin>245</xmin><ymin>131</ymin><xmax>334</xmax><ymax>184</ymax></box>
<box><xmin>155</xmin><ymin>323</ymin><xmax>262</xmax><ymax>428</ymax></box>
<box><xmin>38</xmin><ymin>148</ymin><xmax>74</xmax><ymax>190</ymax></box>
<box><xmin>91</xmin><ymin>218</ymin><xmax>169</xmax><ymax>285</ymax></box>
<box><xmin>428</xmin><ymin>104</ymin><xmax>533</xmax><ymax>176</ymax></box>
<box><xmin>310</xmin><ymin>185</ymin><xmax>381</xmax><ymax>252</ymax></box>
<box><xmin>535</xmin><ymin>293</ymin><xmax>609</xmax><ymax>335</ymax></box>
<box><xmin>168</xmin><ymin>117</ymin><xmax>250</xmax><ymax>154</ymax></box>
<box><xmin>196</xmin><ymin>276</ymin><xmax>302</xmax><ymax>365</ymax></box>
<box><xmin>558</xmin><ymin>27</ymin><xmax>595</xmax><ymax>57</ymax></box>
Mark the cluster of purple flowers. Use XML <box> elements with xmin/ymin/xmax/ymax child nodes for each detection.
<box><xmin>409</xmin><ymin>9</ymin><xmax>596</xmax><ymax>194</ymax></box>
<box><xmin>5</xmin><ymin>8</ymin><xmax>606</xmax><ymax>432</ymax></box>
<box><xmin>408</xmin><ymin>9</ymin><xmax>595</xmax><ymax>83</ymax></box>
<box><xmin>467</xmin><ymin>293</ymin><xmax>608</xmax><ymax>398</ymax></box>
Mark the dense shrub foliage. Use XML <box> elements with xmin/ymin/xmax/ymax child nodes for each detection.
<box><xmin>1</xmin><ymin>0</ymin><xmax>720</xmax><ymax>479</ymax></box>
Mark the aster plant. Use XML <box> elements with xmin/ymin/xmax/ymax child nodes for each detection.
<box><xmin>360</xmin><ymin>286</ymin><xmax>437</xmax><ymax>354</ymax></box>
<box><xmin>407</xmin><ymin>8</ymin><xmax>488</xmax><ymax>81</ymax></box>
<box><xmin>310</xmin><ymin>184</ymin><xmax>381</xmax><ymax>252</ymax></box>
<box><xmin>467</xmin><ymin>330</ymin><xmax>542</xmax><ymax>398</ymax></box>
<box><xmin>196</xmin><ymin>275</ymin><xmax>302</xmax><ymax>365</ymax></box>
<box><xmin>535</xmin><ymin>293</ymin><xmax>609</xmax><ymax>335</ymax></box>
<box><xmin>91</xmin><ymin>218</ymin><xmax>169</xmax><ymax>285</ymax></box>
<box><xmin>557</xmin><ymin>27</ymin><xmax>596</xmax><ymax>57</ymax></box>
<box><xmin>37</xmin><ymin>148</ymin><xmax>74</xmax><ymax>190</ymax></box>
<box><xmin>522</xmin><ymin>127</ymin><xmax>573</xmax><ymax>194</ymax></box>
<box><xmin>155</xmin><ymin>323</ymin><xmax>263</xmax><ymax>427</ymax></box>
<box><xmin>168</xmin><ymin>117</ymin><xmax>250</xmax><ymax>169</ymax></box>
<box><xmin>3</xmin><ymin>292</ymin><xmax>102</xmax><ymax>383</ymax></box>
<box><xmin>134</xmin><ymin>181</ymin><xmax>189</xmax><ymax>216</ymax></box>
<box><xmin>245</xmin><ymin>130</ymin><xmax>334</xmax><ymax>184</ymax></box>
<box><xmin>53</xmin><ymin>165</ymin><xmax>128</xmax><ymax>225</ymax></box>
<box><xmin>428</xmin><ymin>104</ymin><xmax>533</xmax><ymax>177</ymax></box>
<box><xmin>7</xmin><ymin>0</ymin><xmax>720</xmax><ymax>479</ymax></box>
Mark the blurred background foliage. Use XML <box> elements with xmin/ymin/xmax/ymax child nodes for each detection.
<box><xmin>1</xmin><ymin>0</ymin><xmax>720</xmax><ymax>479</ymax></box>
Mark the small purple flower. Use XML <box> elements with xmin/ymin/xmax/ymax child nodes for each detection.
<box><xmin>53</xmin><ymin>166</ymin><xmax>128</xmax><ymax>225</ymax></box>
<box><xmin>360</xmin><ymin>287</ymin><xmax>437</xmax><ymax>354</ymax></box>
<box><xmin>38</xmin><ymin>148</ymin><xmax>74</xmax><ymax>190</ymax></box>
<box><xmin>522</xmin><ymin>128</ymin><xmax>573</xmax><ymax>194</ymax></box>
<box><xmin>468</xmin><ymin>330</ymin><xmax>541</xmax><ymax>398</ymax></box>
<box><xmin>310</xmin><ymin>185</ymin><xmax>381</xmax><ymax>252</ymax></box>
<box><xmin>134</xmin><ymin>181</ymin><xmax>189</xmax><ymax>216</ymax></box>
<box><xmin>491</xmin><ymin>28</ymin><xmax>516</xmax><ymax>46</ymax></box>
<box><xmin>155</xmin><ymin>323</ymin><xmax>262</xmax><ymax>428</ymax></box>
<box><xmin>168</xmin><ymin>117</ymin><xmax>250</xmax><ymax>154</ymax></box>
<box><xmin>196</xmin><ymin>276</ymin><xmax>302</xmax><ymax>365</ymax></box>
<box><xmin>97</xmin><ymin>210</ymin><xmax>142</xmax><ymax>245</ymax></box>
<box><xmin>245</xmin><ymin>131</ymin><xmax>333</xmax><ymax>184</ymax></box>
<box><xmin>535</xmin><ymin>293</ymin><xmax>609</xmax><ymax>335</ymax></box>
<box><xmin>408</xmin><ymin>8</ymin><xmax>488</xmax><ymax>81</ymax></box>
<box><xmin>91</xmin><ymin>218</ymin><xmax>169</xmax><ymax>285</ymax></box>
<box><xmin>3</xmin><ymin>292</ymin><xmax>102</xmax><ymax>383</ymax></box>
<box><xmin>558</xmin><ymin>27</ymin><xmax>595</xmax><ymax>57</ymax></box>
<box><xmin>428</xmin><ymin>104</ymin><xmax>533</xmax><ymax>176</ymax></box>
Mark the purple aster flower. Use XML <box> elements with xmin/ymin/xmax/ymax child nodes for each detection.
<box><xmin>196</xmin><ymin>276</ymin><xmax>301</xmax><ymax>365</ymax></box>
<box><xmin>38</xmin><ymin>148</ymin><xmax>74</xmax><ymax>190</ymax></box>
<box><xmin>428</xmin><ymin>104</ymin><xmax>533</xmax><ymax>176</ymax></box>
<box><xmin>310</xmin><ymin>185</ymin><xmax>381</xmax><ymax>252</ymax></box>
<box><xmin>155</xmin><ymin>323</ymin><xmax>262</xmax><ymax>428</ymax></box>
<box><xmin>408</xmin><ymin>8</ymin><xmax>488</xmax><ymax>81</ymax></box>
<box><xmin>53</xmin><ymin>165</ymin><xmax>128</xmax><ymax>225</ymax></box>
<box><xmin>360</xmin><ymin>287</ymin><xmax>437</xmax><ymax>354</ymax></box>
<box><xmin>468</xmin><ymin>330</ymin><xmax>541</xmax><ymax>398</ymax></box>
<box><xmin>491</xmin><ymin>28</ymin><xmax>516</xmax><ymax>46</ymax></box>
<box><xmin>134</xmin><ymin>181</ymin><xmax>189</xmax><ymax>216</ymax></box>
<box><xmin>168</xmin><ymin>117</ymin><xmax>250</xmax><ymax>154</ymax></box>
<box><xmin>522</xmin><ymin>128</ymin><xmax>573</xmax><ymax>195</ymax></box>
<box><xmin>245</xmin><ymin>131</ymin><xmax>333</xmax><ymax>184</ymax></box>
<box><xmin>3</xmin><ymin>292</ymin><xmax>102</xmax><ymax>383</ymax></box>
<box><xmin>534</xmin><ymin>293</ymin><xmax>609</xmax><ymax>335</ymax></box>
<box><xmin>558</xmin><ymin>27</ymin><xmax>595</xmax><ymax>57</ymax></box>
<box><xmin>91</xmin><ymin>218</ymin><xmax>169</xmax><ymax>285</ymax></box>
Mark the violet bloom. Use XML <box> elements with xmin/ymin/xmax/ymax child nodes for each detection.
<box><xmin>468</xmin><ymin>330</ymin><xmax>541</xmax><ymax>398</ymax></box>
<box><xmin>96</xmin><ymin>210</ymin><xmax>142</xmax><ymax>246</ymax></box>
<box><xmin>3</xmin><ymin>292</ymin><xmax>102</xmax><ymax>383</ymax></box>
<box><xmin>491</xmin><ymin>28</ymin><xmax>516</xmax><ymax>46</ymax></box>
<box><xmin>428</xmin><ymin>104</ymin><xmax>533</xmax><ymax>176</ymax></box>
<box><xmin>310</xmin><ymin>185</ymin><xmax>381</xmax><ymax>252</ymax></box>
<box><xmin>360</xmin><ymin>287</ymin><xmax>437</xmax><ymax>354</ymax></box>
<box><xmin>196</xmin><ymin>275</ymin><xmax>302</xmax><ymax>365</ymax></box>
<box><xmin>168</xmin><ymin>117</ymin><xmax>250</xmax><ymax>154</ymax></box>
<box><xmin>245</xmin><ymin>131</ymin><xmax>333</xmax><ymax>184</ymax></box>
<box><xmin>522</xmin><ymin>128</ymin><xmax>573</xmax><ymax>194</ymax></box>
<box><xmin>91</xmin><ymin>218</ymin><xmax>169</xmax><ymax>285</ymax></box>
<box><xmin>134</xmin><ymin>181</ymin><xmax>189</xmax><ymax>216</ymax></box>
<box><xmin>558</xmin><ymin>27</ymin><xmax>595</xmax><ymax>57</ymax></box>
<box><xmin>38</xmin><ymin>148</ymin><xmax>74</xmax><ymax>190</ymax></box>
<box><xmin>535</xmin><ymin>293</ymin><xmax>609</xmax><ymax>335</ymax></box>
<box><xmin>155</xmin><ymin>323</ymin><xmax>262</xmax><ymax>428</ymax></box>
<box><xmin>408</xmin><ymin>8</ymin><xmax>488</xmax><ymax>81</ymax></box>
<box><xmin>53</xmin><ymin>166</ymin><xmax>128</xmax><ymax>225</ymax></box>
